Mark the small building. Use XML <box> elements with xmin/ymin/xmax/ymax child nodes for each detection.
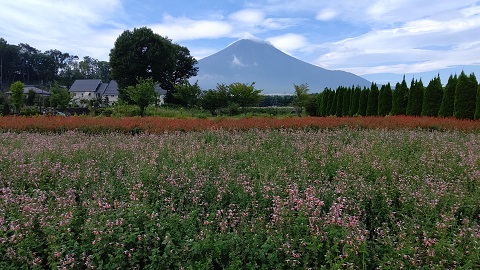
<box><xmin>23</xmin><ymin>86</ymin><xmax>51</xmax><ymax>97</ymax></box>
<box><xmin>69</xmin><ymin>79</ymin><xmax>167</xmax><ymax>106</ymax></box>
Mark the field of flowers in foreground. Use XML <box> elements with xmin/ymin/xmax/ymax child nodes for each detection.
<box><xmin>0</xmin><ymin>128</ymin><xmax>479</xmax><ymax>269</ymax></box>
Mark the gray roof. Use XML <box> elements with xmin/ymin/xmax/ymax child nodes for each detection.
<box><xmin>69</xmin><ymin>79</ymin><xmax>102</xmax><ymax>92</ymax></box>
<box><xmin>97</xmin><ymin>83</ymin><xmax>109</xmax><ymax>96</ymax></box>
<box><xmin>24</xmin><ymin>86</ymin><xmax>50</xmax><ymax>96</ymax></box>
<box><xmin>103</xmin><ymin>80</ymin><xmax>119</xmax><ymax>95</ymax></box>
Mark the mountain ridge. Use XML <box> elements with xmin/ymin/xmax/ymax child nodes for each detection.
<box><xmin>191</xmin><ymin>38</ymin><xmax>371</xmax><ymax>94</ymax></box>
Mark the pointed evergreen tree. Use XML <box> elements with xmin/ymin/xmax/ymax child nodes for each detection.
<box><xmin>475</xmin><ymin>84</ymin><xmax>480</xmax><ymax>120</ymax></box>
<box><xmin>378</xmin><ymin>83</ymin><xmax>392</xmax><ymax>116</ymax></box>
<box><xmin>328</xmin><ymin>89</ymin><xmax>338</xmax><ymax>116</ymax></box>
<box><xmin>326</xmin><ymin>88</ymin><xmax>336</xmax><ymax>116</ymax></box>
<box><xmin>342</xmin><ymin>87</ymin><xmax>352</xmax><ymax>116</ymax></box>
<box><xmin>357</xmin><ymin>87</ymin><xmax>369</xmax><ymax>116</ymax></box>
<box><xmin>335</xmin><ymin>86</ymin><xmax>345</xmax><ymax>117</ymax></box>
<box><xmin>350</xmin><ymin>85</ymin><xmax>361</xmax><ymax>116</ymax></box>
<box><xmin>421</xmin><ymin>75</ymin><xmax>443</xmax><ymax>116</ymax></box>
<box><xmin>454</xmin><ymin>71</ymin><xmax>477</xmax><ymax>119</ymax></box>
<box><xmin>366</xmin><ymin>82</ymin><xmax>379</xmax><ymax>116</ymax></box>
<box><xmin>391</xmin><ymin>76</ymin><xmax>409</xmax><ymax>115</ymax></box>
<box><xmin>406</xmin><ymin>79</ymin><xmax>424</xmax><ymax>116</ymax></box>
<box><xmin>438</xmin><ymin>74</ymin><xmax>457</xmax><ymax>117</ymax></box>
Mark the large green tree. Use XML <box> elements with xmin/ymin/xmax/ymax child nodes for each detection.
<box><xmin>475</xmin><ymin>84</ymin><xmax>480</xmax><ymax>120</ymax></box>
<box><xmin>378</xmin><ymin>83</ymin><xmax>392</xmax><ymax>116</ymax></box>
<box><xmin>421</xmin><ymin>75</ymin><xmax>443</xmax><ymax>117</ymax></box>
<box><xmin>366</xmin><ymin>83</ymin><xmax>379</xmax><ymax>116</ymax></box>
<box><xmin>391</xmin><ymin>76</ymin><xmax>409</xmax><ymax>115</ymax></box>
<box><xmin>438</xmin><ymin>74</ymin><xmax>457</xmax><ymax>117</ymax></box>
<box><xmin>109</xmin><ymin>27</ymin><xmax>198</xmax><ymax>102</ymax></box>
<box><xmin>454</xmin><ymin>71</ymin><xmax>477</xmax><ymax>119</ymax></box>
<box><xmin>357</xmin><ymin>87</ymin><xmax>369</xmax><ymax>116</ymax></box>
<box><xmin>349</xmin><ymin>86</ymin><xmax>361</xmax><ymax>116</ymax></box>
<box><xmin>406</xmin><ymin>79</ymin><xmax>424</xmax><ymax>116</ymax></box>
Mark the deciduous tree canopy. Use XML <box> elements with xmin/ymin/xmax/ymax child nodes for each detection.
<box><xmin>109</xmin><ymin>27</ymin><xmax>198</xmax><ymax>102</ymax></box>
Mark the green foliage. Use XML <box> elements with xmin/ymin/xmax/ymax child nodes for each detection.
<box><xmin>422</xmin><ymin>75</ymin><xmax>443</xmax><ymax>117</ymax></box>
<box><xmin>25</xmin><ymin>89</ymin><xmax>37</xmax><ymax>106</ymax></box>
<box><xmin>454</xmin><ymin>71</ymin><xmax>477</xmax><ymax>119</ymax></box>
<box><xmin>406</xmin><ymin>79</ymin><xmax>424</xmax><ymax>116</ymax></box>
<box><xmin>201</xmin><ymin>84</ymin><xmax>230</xmax><ymax>116</ymax></box>
<box><xmin>292</xmin><ymin>83</ymin><xmax>310</xmax><ymax>116</ymax></box>
<box><xmin>475</xmin><ymin>84</ymin><xmax>480</xmax><ymax>120</ymax></box>
<box><xmin>1</xmin><ymin>129</ymin><xmax>480</xmax><ymax>268</ymax></box>
<box><xmin>10</xmin><ymin>81</ymin><xmax>25</xmax><ymax>113</ymax></box>
<box><xmin>342</xmin><ymin>87</ymin><xmax>351</xmax><ymax>116</ymax></box>
<box><xmin>366</xmin><ymin>83</ymin><xmax>379</xmax><ymax>116</ymax></box>
<box><xmin>126</xmin><ymin>78</ymin><xmax>158</xmax><ymax>116</ymax></box>
<box><xmin>349</xmin><ymin>86</ymin><xmax>361</xmax><ymax>116</ymax></box>
<box><xmin>335</xmin><ymin>86</ymin><xmax>345</xmax><ymax>117</ymax></box>
<box><xmin>109</xmin><ymin>27</ymin><xmax>198</xmax><ymax>101</ymax></box>
<box><xmin>173</xmin><ymin>80</ymin><xmax>202</xmax><ymax>108</ymax></box>
<box><xmin>228</xmin><ymin>82</ymin><xmax>263</xmax><ymax>107</ymax></box>
<box><xmin>378</xmin><ymin>83</ymin><xmax>392</xmax><ymax>116</ymax></box>
<box><xmin>438</xmin><ymin>75</ymin><xmax>457</xmax><ymax>117</ymax></box>
<box><xmin>391</xmin><ymin>77</ymin><xmax>409</xmax><ymax>115</ymax></box>
<box><xmin>50</xmin><ymin>82</ymin><xmax>72</xmax><ymax>109</ymax></box>
<box><xmin>357</xmin><ymin>87</ymin><xmax>369</xmax><ymax>116</ymax></box>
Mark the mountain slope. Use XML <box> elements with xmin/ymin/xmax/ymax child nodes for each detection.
<box><xmin>191</xmin><ymin>38</ymin><xmax>371</xmax><ymax>94</ymax></box>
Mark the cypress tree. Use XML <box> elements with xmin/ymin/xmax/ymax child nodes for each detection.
<box><xmin>366</xmin><ymin>82</ymin><xmax>379</xmax><ymax>116</ymax></box>
<box><xmin>342</xmin><ymin>87</ymin><xmax>352</xmax><ymax>116</ymax></box>
<box><xmin>391</xmin><ymin>76</ymin><xmax>408</xmax><ymax>115</ymax></box>
<box><xmin>335</xmin><ymin>86</ymin><xmax>344</xmax><ymax>117</ymax></box>
<box><xmin>422</xmin><ymin>75</ymin><xmax>443</xmax><ymax>116</ymax></box>
<box><xmin>328</xmin><ymin>89</ymin><xmax>338</xmax><ymax>116</ymax></box>
<box><xmin>378</xmin><ymin>83</ymin><xmax>392</xmax><ymax>116</ymax></box>
<box><xmin>406</xmin><ymin>79</ymin><xmax>424</xmax><ymax>116</ymax></box>
<box><xmin>475</xmin><ymin>84</ymin><xmax>480</xmax><ymax>120</ymax></box>
<box><xmin>438</xmin><ymin>74</ymin><xmax>457</xmax><ymax>117</ymax></box>
<box><xmin>357</xmin><ymin>87</ymin><xmax>369</xmax><ymax>116</ymax></box>
<box><xmin>350</xmin><ymin>85</ymin><xmax>361</xmax><ymax>116</ymax></box>
<box><xmin>454</xmin><ymin>71</ymin><xmax>477</xmax><ymax>119</ymax></box>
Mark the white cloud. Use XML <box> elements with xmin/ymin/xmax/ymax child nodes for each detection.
<box><xmin>316</xmin><ymin>8</ymin><xmax>338</xmax><ymax>21</ymax></box>
<box><xmin>229</xmin><ymin>9</ymin><xmax>265</xmax><ymax>25</ymax></box>
<box><xmin>267</xmin><ymin>33</ymin><xmax>309</xmax><ymax>54</ymax></box>
<box><xmin>311</xmin><ymin>2</ymin><xmax>480</xmax><ymax>75</ymax></box>
<box><xmin>151</xmin><ymin>16</ymin><xmax>233</xmax><ymax>41</ymax></box>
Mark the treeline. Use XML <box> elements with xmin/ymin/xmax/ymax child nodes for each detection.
<box><xmin>0</xmin><ymin>38</ymin><xmax>110</xmax><ymax>90</ymax></box>
<box><xmin>307</xmin><ymin>72</ymin><xmax>480</xmax><ymax>120</ymax></box>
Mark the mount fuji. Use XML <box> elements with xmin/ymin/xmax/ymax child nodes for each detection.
<box><xmin>191</xmin><ymin>38</ymin><xmax>371</xmax><ymax>94</ymax></box>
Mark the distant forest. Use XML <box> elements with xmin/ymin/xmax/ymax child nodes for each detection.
<box><xmin>0</xmin><ymin>38</ymin><xmax>110</xmax><ymax>90</ymax></box>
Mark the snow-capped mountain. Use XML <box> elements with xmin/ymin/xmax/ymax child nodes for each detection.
<box><xmin>191</xmin><ymin>38</ymin><xmax>371</xmax><ymax>94</ymax></box>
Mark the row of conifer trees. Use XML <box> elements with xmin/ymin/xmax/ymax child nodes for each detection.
<box><xmin>310</xmin><ymin>71</ymin><xmax>480</xmax><ymax>120</ymax></box>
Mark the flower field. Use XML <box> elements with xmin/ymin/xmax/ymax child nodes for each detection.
<box><xmin>0</xmin><ymin>115</ymin><xmax>480</xmax><ymax>134</ymax></box>
<box><xmin>1</xmin><ymin>122</ymin><xmax>480</xmax><ymax>268</ymax></box>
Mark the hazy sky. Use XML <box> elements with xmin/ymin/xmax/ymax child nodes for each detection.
<box><xmin>1</xmin><ymin>0</ymin><xmax>480</xmax><ymax>85</ymax></box>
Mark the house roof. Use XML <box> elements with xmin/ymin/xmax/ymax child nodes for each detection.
<box><xmin>103</xmin><ymin>80</ymin><xmax>118</xmax><ymax>95</ymax></box>
<box><xmin>97</xmin><ymin>83</ymin><xmax>109</xmax><ymax>96</ymax></box>
<box><xmin>24</xmin><ymin>86</ymin><xmax>50</xmax><ymax>96</ymax></box>
<box><xmin>69</xmin><ymin>79</ymin><xmax>102</xmax><ymax>92</ymax></box>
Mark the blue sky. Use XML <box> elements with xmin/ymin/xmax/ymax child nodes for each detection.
<box><xmin>1</xmin><ymin>0</ymin><xmax>480</xmax><ymax>86</ymax></box>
